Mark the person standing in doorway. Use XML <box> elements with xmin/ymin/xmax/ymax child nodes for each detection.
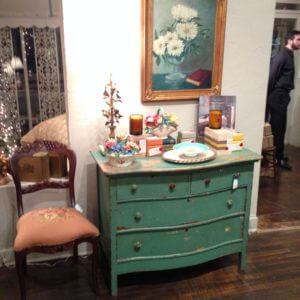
<box><xmin>266</xmin><ymin>30</ymin><xmax>300</xmax><ymax>170</ymax></box>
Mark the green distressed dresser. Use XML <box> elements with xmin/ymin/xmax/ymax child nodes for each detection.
<box><xmin>91</xmin><ymin>148</ymin><xmax>261</xmax><ymax>296</ymax></box>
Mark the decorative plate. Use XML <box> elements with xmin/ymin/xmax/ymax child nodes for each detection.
<box><xmin>174</xmin><ymin>142</ymin><xmax>209</xmax><ymax>151</ymax></box>
<box><xmin>163</xmin><ymin>149</ymin><xmax>216</xmax><ymax>164</ymax></box>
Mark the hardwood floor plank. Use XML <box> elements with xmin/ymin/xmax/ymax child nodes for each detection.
<box><xmin>1</xmin><ymin>229</ymin><xmax>300</xmax><ymax>299</ymax></box>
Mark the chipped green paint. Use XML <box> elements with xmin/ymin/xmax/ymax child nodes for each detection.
<box><xmin>91</xmin><ymin>148</ymin><xmax>261</xmax><ymax>176</ymax></box>
<box><xmin>91</xmin><ymin>148</ymin><xmax>260</xmax><ymax>296</ymax></box>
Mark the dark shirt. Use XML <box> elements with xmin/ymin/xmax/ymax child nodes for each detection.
<box><xmin>268</xmin><ymin>47</ymin><xmax>295</xmax><ymax>95</ymax></box>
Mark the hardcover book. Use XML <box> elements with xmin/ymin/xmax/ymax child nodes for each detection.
<box><xmin>185</xmin><ymin>69</ymin><xmax>212</xmax><ymax>87</ymax></box>
<box><xmin>197</xmin><ymin>95</ymin><xmax>236</xmax><ymax>140</ymax></box>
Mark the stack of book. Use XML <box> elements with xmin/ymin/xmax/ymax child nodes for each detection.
<box><xmin>177</xmin><ymin>131</ymin><xmax>196</xmax><ymax>144</ymax></box>
<box><xmin>204</xmin><ymin>127</ymin><xmax>244</xmax><ymax>154</ymax></box>
<box><xmin>162</xmin><ymin>135</ymin><xmax>176</xmax><ymax>152</ymax></box>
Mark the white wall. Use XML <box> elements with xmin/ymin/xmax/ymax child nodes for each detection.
<box><xmin>222</xmin><ymin>1</ymin><xmax>275</xmax><ymax>229</ymax></box>
<box><xmin>0</xmin><ymin>0</ymin><xmax>276</xmax><ymax>266</ymax></box>
<box><xmin>62</xmin><ymin>0</ymin><xmax>275</xmax><ymax>233</ymax></box>
<box><xmin>287</xmin><ymin>53</ymin><xmax>300</xmax><ymax>146</ymax></box>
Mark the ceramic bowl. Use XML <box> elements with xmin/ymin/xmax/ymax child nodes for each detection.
<box><xmin>177</xmin><ymin>146</ymin><xmax>204</xmax><ymax>157</ymax></box>
<box><xmin>173</xmin><ymin>142</ymin><xmax>209</xmax><ymax>157</ymax></box>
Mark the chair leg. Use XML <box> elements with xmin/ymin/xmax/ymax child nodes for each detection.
<box><xmin>15</xmin><ymin>251</ymin><xmax>26</xmax><ymax>300</ymax></box>
<box><xmin>91</xmin><ymin>239</ymin><xmax>99</xmax><ymax>295</ymax></box>
<box><xmin>73</xmin><ymin>242</ymin><xmax>78</xmax><ymax>264</ymax></box>
<box><xmin>23</xmin><ymin>255</ymin><xmax>27</xmax><ymax>275</ymax></box>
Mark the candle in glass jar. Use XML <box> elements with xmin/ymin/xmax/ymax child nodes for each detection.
<box><xmin>130</xmin><ymin>114</ymin><xmax>143</xmax><ymax>135</ymax></box>
<box><xmin>209</xmin><ymin>110</ymin><xmax>222</xmax><ymax>129</ymax></box>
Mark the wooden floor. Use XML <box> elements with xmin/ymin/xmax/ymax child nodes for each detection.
<box><xmin>258</xmin><ymin>145</ymin><xmax>300</xmax><ymax>230</ymax></box>
<box><xmin>2</xmin><ymin>146</ymin><xmax>300</xmax><ymax>299</ymax></box>
<box><xmin>1</xmin><ymin>228</ymin><xmax>300</xmax><ymax>299</ymax></box>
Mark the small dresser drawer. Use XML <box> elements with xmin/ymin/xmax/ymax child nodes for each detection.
<box><xmin>116</xmin><ymin>174</ymin><xmax>189</xmax><ymax>200</ymax></box>
<box><xmin>191</xmin><ymin>164</ymin><xmax>252</xmax><ymax>194</ymax></box>
<box><xmin>117</xmin><ymin>216</ymin><xmax>244</xmax><ymax>261</ymax></box>
<box><xmin>116</xmin><ymin>188</ymin><xmax>246</xmax><ymax>229</ymax></box>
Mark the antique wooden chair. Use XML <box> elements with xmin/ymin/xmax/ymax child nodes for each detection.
<box><xmin>9</xmin><ymin>140</ymin><xmax>100</xmax><ymax>299</ymax></box>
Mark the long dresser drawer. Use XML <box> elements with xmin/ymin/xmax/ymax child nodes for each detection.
<box><xmin>117</xmin><ymin>216</ymin><xmax>244</xmax><ymax>261</ymax></box>
<box><xmin>116</xmin><ymin>174</ymin><xmax>189</xmax><ymax>200</ymax></box>
<box><xmin>116</xmin><ymin>188</ymin><xmax>247</xmax><ymax>229</ymax></box>
<box><xmin>191</xmin><ymin>164</ymin><xmax>252</xmax><ymax>194</ymax></box>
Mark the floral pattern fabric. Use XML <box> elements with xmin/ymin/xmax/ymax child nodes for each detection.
<box><xmin>28</xmin><ymin>207</ymin><xmax>75</xmax><ymax>223</ymax></box>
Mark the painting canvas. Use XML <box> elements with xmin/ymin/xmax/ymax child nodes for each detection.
<box><xmin>197</xmin><ymin>95</ymin><xmax>236</xmax><ymax>140</ymax></box>
<box><xmin>141</xmin><ymin>0</ymin><xmax>227</xmax><ymax>102</ymax></box>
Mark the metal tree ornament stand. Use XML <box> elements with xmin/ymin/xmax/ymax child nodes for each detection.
<box><xmin>102</xmin><ymin>76</ymin><xmax>123</xmax><ymax>139</ymax></box>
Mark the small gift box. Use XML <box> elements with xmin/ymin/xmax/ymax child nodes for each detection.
<box><xmin>49</xmin><ymin>152</ymin><xmax>68</xmax><ymax>178</ymax></box>
<box><xmin>19</xmin><ymin>151</ymin><xmax>50</xmax><ymax>182</ymax></box>
<box><xmin>146</xmin><ymin>137</ymin><xmax>163</xmax><ymax>157</ymax></box>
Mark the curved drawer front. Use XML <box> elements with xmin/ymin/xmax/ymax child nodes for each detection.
<box><xmin>116</xmin><ymin>174</ymin><xmax>189</xmax><ymax>200</ymax></box>
<box><xmin>117</xmin><ymin>216</ymin><xmax>243</xmax><ymax>261</ymax></box>
<box><xmin>116</xmin><ymin>188</ymin><xmax>246</xmax><ymax>229</ymax></box>
<box><xmin>191</xmin><ymin>164</ymin><xmax>252</xmax><ymax>194</ymax></box>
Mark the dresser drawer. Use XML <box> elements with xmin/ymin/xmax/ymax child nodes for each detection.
<box><xmin>191</xmin><ymin>164</ymin><xmax>252</xmax><ymax>194</ymax></box>
<box><xmin>116</xmin><ymin>174</ymin><xmax>189</xmax><ymax>200</ymax></box>
<box><xmin>117</xmin><ymin>216</ymin><xmax>244</xmax><ymax>261</ymax></box>
<box><xmin>116</xmin><ymin>188</ymin><xmax>246</xmax><ymax>229</ymax></box>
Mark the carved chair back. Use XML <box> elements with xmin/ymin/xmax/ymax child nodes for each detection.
<box><xmin>9</xmin><ymin>140</ymin><xmax>76</xmax><ymax>218</ymax></box>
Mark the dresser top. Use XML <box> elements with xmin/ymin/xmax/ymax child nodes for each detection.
<box><xmin>91</xmin><ymin>148</ymin><xmax>261</xmax><ymax>176</ymax></box>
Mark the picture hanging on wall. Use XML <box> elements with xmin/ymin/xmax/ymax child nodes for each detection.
<box><xmin>141</xmin><ymin>0</ymin><xmax>227</xmax><ymax>102</ymax></box>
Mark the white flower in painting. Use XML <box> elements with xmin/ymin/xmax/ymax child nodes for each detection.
<box><xmin>164</xmin><ymin>31</ymin><xmax>179</xmax><ymax>44</ymax></box>
<box><xmin>167</xmin><ymin>39</ymin><xmax>184</xmax><ymax>56</ymax></box>
<box><xmin>153</xmin><ymin>36</ymin><xmax>166</xmax><ymax>56</ymax></box>
<box><xmin>176</xmin><ymin>22</ymin><xmax>198</xmax><ymax>40</ymax></box>
<box><xmin>171</xmin><ymin>4</ymin><xmax>198</xmax><ymax>21</ymax></box>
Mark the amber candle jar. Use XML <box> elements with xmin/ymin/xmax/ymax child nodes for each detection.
<box><xmin>129</xmin><ymin>114</ymin><xmax>143</xmax><ymax>135</ymax></box>
<box><xmin>209</xmin><ymin>98</ymin><xmax>223</xmax><ymax>129</ymax></box>
<box><xmin>209</xmin><ymin>110</ymin><xmax>222</xmax><ymax>129</ymax></box>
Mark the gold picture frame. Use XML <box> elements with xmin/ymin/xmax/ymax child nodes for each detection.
<box><xmin>141</xmin><ymin>0</ymin><xmax>227</xmax><ymax>102</ymax></box>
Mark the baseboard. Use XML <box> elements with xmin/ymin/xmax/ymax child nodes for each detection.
<box><xmin>0</xmin><ymin>247</ymin><xmax>92</xmax><ymax>268</ymax></box>
<box><xmin>249</xmin><ymin>215</ymin><xmax>258</xmax><ymax>233</ymax></box>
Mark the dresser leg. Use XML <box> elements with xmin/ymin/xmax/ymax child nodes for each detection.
<box><xmin>111</xmin><ymin>273</ymin><xmax>118</xmax><ymax>296</ymax></box>
<box><xmin>238</xmin><ymin>252</ymin><xmax>247</xmax><ymax>272</ymax></box>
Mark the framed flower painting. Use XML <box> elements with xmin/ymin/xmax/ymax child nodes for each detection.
<box><xmin>141</xmin><ymin>0</ymin><xmax>227</xmax><ymax>102</ymax></box>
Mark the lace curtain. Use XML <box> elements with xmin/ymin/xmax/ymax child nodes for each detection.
<box><xmin>0</xmin><ymin>26</ymin><xmax>65</xmax><ymax>140</ymax></box>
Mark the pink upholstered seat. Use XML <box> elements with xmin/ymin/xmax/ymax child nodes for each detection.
<box><xmin>14</xmin><ymin>207</ymin><xmax>99</xmax><ymax>252</ymax></box>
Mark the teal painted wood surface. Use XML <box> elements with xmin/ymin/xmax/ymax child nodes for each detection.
<box><xmin>91</xmin><ymin>148</ymin><xmax>260</xmax><ymax>296</ymax></box>
<box><xmin>117</xmin><ymin>216</ymin><xmax>243</xmax><ymax>260</ymax></box>
<box><xmin>91</xmin><ymin>148</ymin><xmax>261</xmax><ymax>176</ymax></box>
<box><xmin>116</xmin><ymin>188</ymin><xmax>247</xmax><ymax>229</ymax></box>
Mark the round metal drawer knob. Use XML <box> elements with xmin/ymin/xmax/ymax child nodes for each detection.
<box><xmin>204</xmin><ymin>178</ymin><xmax>211</xmax><ymax>185</ymax></box>
<box><xmin>131</xmin><ymin>184</ymin><xmax>138</xmax><ymax>192</ymax></box>
<box><xmin>134</xmin><ymin>212</ymin><xmax>142</xmax><ymax>222</ymax></box>
<box><xmin>169</xmin><ymin>183</ymin><xmax>176</xmax><ymax>190</ymax></box>
<box><xmin>133</xmin><ymin>241</ymin><xmax>142</xmax><ymax>251</ymax></box>
<box><xmin>225</xmin><ymin>226</ymin><xmax>231</xmax><ymax>232</ymax></box>
<box><xmin>227</xmin><ymin>199</ymin><xmax>233</xmax><ymax>208</ymax></box>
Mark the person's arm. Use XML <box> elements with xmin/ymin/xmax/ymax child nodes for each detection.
<box><xmin>268</xmin><ymin>51</ymin><xmax>285</xmax><ymax>95</ymax></box>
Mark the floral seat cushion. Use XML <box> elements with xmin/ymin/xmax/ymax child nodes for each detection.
<box><xmin>14</xmin><ymin>207</ymin><xmax>99</xmax><ymax>252</ymax></box>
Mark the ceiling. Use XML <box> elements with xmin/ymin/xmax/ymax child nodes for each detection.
<box><xmin>0</xmin><ymin>0</ymin><xmax>61</xmax><ymax>18</ymax></box>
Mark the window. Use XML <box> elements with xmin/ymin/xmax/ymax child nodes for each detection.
<box><xmin>0</xmin><ymin>26</ymin><xmax>65</xmax><ymax>140</ymax></box>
